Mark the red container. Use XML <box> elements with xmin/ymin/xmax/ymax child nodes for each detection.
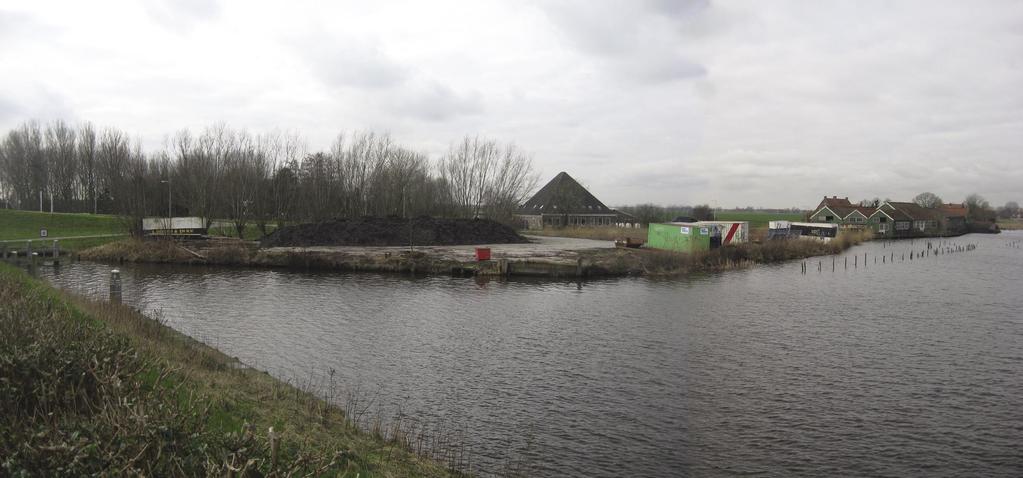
<box><xmin>475</xmin><ymin>247</ymin><xmax>491</xmax><ymax>261</ymax></box>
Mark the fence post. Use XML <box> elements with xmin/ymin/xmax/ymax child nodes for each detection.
<box><xmin>110</xmin><ymin>269</ymin><xmax>122</xmax><ymax>303</ymax></box>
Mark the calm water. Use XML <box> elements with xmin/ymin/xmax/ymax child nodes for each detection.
<box><xmin>39</xmin><ymin>232</ymin><xmax>1023</xmax><ymax>476</ymax></box>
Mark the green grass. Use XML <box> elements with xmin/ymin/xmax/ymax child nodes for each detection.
<box><xmin>0</xmin><ymin>209</ymin><xmax>126</xmax><ymax>240</ymax></box>
<box><xmin>0</xmin><ymin>262</ymin><xmax>465</xmax><ymax>477</ymax></box>
<box><xmin>714</xmin><ymin>210</ymin><xmax>805</xmax><ymax>228</ymax></box>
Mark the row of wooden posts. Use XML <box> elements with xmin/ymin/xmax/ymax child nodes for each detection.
<box><xmin>801</xmin><ymin>240</ymin><xmax>978</xmax><ymax>275</ymax></box>
<box><xmin>1</xmin><ymin>240</ymin><xmax>64</xmax><ymax>268</ymax></box>
<box><xmin>0</xmin><ymin>240</ymin><xmax>121</xmax><ymax>303</ymax></box>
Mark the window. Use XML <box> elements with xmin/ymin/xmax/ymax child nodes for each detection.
<box><xmin>895</xmin><ymin>221</ymin><xmax>910</xmax><ymax>231</ymax></box>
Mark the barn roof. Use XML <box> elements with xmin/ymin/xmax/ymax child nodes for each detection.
<box><xmin>884</xmin><ymin>201</ymin><xmax>944</xmax><ymax>221</ymax></box>
<box><xmin>517</xmin><ymin>172</ymin><xmax>614</xmax><ymax>215</ymax></box>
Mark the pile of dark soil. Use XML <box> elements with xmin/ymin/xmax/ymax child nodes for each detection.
<box><xmin>261</xmin><ymin>216</ymin><xmax>528</xmax><ymax>247</ymax></box>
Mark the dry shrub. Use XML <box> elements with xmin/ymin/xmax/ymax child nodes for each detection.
<box><xmin>204</xmin><ymin>243</ymin><xmax>254</xmax><ymax>264</ymax></box>
<box><xmin>79</xmin><ymin>238</ymin><xmax>195</xmax><ymax>263</ymax></box>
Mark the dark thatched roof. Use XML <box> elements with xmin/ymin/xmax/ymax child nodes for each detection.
<box><xmin>517</xmin><ymin>172</ymin><xmax>614</xmax><ymax>215</ymax></box>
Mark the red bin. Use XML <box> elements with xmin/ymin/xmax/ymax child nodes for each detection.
<box><xmin>475</xmin><ymin>247</ymin><xmax>491</xmax><ymax>261</ymax></box>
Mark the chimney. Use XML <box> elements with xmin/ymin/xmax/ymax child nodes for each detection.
<box><xmin>844</xmin><ymin>197</ymin><xmax>848</xmax><ymax>201</ymax></box>
<box><xmin>832</xmin><ymin>195</ymin><xmax>837</xmax><ymax>199</ymax></box>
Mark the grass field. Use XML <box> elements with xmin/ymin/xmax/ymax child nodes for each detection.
<box><xmin>999</xmin><ymin>218</ymin><xmax>1023</xmax><ymax>230</ymax></box>
<box><xmin>0</xmin><ymin>209</ymin><xmax>128</xmax><ymax>252</ymax></box>
<box><xmin>714</xmin><ymin>210</ymin><xmax>805</xmax><ymax>228</ymax></box>
<box><xmin>0</xmin><ymin>209</ymin><xmax>126</xmax><ymax>239</ymax></box>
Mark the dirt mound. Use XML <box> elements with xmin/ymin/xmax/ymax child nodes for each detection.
<box><xmin>261</xmin><ymin>216</ymin><xmax>528</xmax><ymax>248</ymax></box>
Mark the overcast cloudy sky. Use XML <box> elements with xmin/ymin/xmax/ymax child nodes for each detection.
<box><xmin>1</xmin><ymin>0</ymin><xmax>1021</xmax><ymax>208</ymax></box>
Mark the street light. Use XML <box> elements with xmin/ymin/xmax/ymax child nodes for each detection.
<box><xmin>160</xmin><ymin>178</ymin><xmax>171</xmax><ymax>226</ymax></box>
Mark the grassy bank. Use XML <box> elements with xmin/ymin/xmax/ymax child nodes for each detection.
<box><xmin>0</xmin><ymin>262</ymin><xmax>464</xmax><ymax>477</ymax></box>
<box><xmin>0</xmin><ymin>209</ymin><xmax>127</xmax><ymax>252</ymax></box>
<box><xmin>0</xmin><ymin>209</ymin><xmax>125</xmax><ymax>239</ymax></box>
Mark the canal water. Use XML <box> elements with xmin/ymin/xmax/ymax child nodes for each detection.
<box><xmin>38</xmin><ymin>232</ymin><xmax>1023</xmax><ymax>476</ymax></box>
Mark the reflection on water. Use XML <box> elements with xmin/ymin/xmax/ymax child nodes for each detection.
<box><xmin>39</xmin><ymin>233</ymin><xmax>1023</xmax><ymax>476</ymax></box>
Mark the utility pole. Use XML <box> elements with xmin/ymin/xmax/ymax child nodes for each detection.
<box><xmin>161</xmin><ymin>178</ymin><xmax>172</xmax><ymax>226</ymax></box>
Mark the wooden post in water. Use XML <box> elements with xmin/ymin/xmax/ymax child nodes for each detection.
<box><xmin>25</xmin><ymin>240</ymin><xmax>31</xmax><ymax>257</ymax></box>
<box><xmin>832</xmin><ymin>257</ymin><xmax>835</xmax><ymax>272</ymax></box>
<box><xmin>110</xmin><ymin>270</ymin><xmax>122</xmax><ymax>303</ymax></box>
<box><xmin>30</xmin><ymin>252</ymin><xmax>38</xmax><ymax>272</ymax></box>
<box><xmin>845</xmin><ymin>257</ymin><xmax>848</xmax><ymax>269</ymax></box>
<box><xmin>52</xmin><ymin>240</ymin><xmax>59</xmax><ymax>265</ymax></box>
<box><xmin>1</xmin><ymin>244</ymin><xmax>6</xmax><ymax>259</ymax></box>
<box><xmin>854</xmin><ymin>255</ymin><xmax>857</xmax><ymax>268</ymax></box>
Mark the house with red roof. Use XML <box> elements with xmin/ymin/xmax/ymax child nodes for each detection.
<box><xmin>810</xmin><ymin>195</ymin><xmax>968</xmax><ymax>238</ymax></box>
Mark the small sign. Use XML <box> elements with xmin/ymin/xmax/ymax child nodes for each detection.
<box><xmin>700</xmin><ymin>227</ymin><xmax>709</xmax><ymax>235</ymax></box>
<box><xmin>680</xmin><ymin>226</ymin><xmax>690</xmax><ymax>234</ymax></box>
<box><xmin>39</xmin><ymin>228</ymin><xmax>47</xmax><ymax>238</ymax></box>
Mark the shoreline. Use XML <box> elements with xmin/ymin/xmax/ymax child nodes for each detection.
<box><xmin>76</xmin><ymin>231</ymin><xmax>875</xmax><ymax>278</ymax></box>
<box><xmin>0</xmin><ymin>262</ymin><xmax>466</xmax><ymax>476</ymax></box>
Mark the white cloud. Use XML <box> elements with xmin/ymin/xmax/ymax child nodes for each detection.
<box><xmin>1</xmin><ymin>0</ymin><xmax>1021</xmax><ymax>207</ymax></box>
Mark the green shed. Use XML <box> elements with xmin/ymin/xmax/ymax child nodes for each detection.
<box><xmin>646</xmin><ymin>223</ymin><xmax>711</xmax><ymax>253</ymax></box>
<box><xmin>646</xmin><ymin>221</ymin><xmax>750</xmax><ymax>253</ymax></box>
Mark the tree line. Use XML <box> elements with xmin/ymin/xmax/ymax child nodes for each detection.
<box><xmin>0</xmin><ymin>120</ymin><xmax>539</xmax><ymax>235</ymax></box>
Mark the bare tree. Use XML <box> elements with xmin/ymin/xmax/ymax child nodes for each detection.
<box><xmin>998</xmin><ymin>201</ymin><xmax>1019</xmax><ymax>219</ymax></box>
<box><xmin>439</xmin><ymin>135</ymin><xmax>536</xmax><ymax>220</ymax></box>
<box><xmin>77</xmin><ymin>122</ymin><xmax>99</xmax><ymax>213</ymax></box>
<box><xmin>913</xmin><ymin>191</ymin><xmax>943</xmax><ymax>209</ymax></box>
<box><xmin>692</xmin><ymin>204</ymin><xmax>714</xmax><ymax>220</ymax></box>
<box><xmin>965</xmin><ymin>193</ymin><xmax>993</xmax><ymax>222</ymax></box>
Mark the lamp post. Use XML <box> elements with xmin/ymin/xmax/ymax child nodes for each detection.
<box><xmin>160</xmin><ymin>178</ymin><xmax>171</xmax><ymax>226</ymax></box>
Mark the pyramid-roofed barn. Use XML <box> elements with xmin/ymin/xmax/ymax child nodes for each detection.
<box><xmin>518</xmin><ymin>172</ymin><xmax>613</xmax><ymax>215</ymax></box>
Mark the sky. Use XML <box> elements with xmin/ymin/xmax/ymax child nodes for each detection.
<box><xmin>1</xmin><ymin>0</ymin><xmax>1021</xmax><ymax>209</ymax></box>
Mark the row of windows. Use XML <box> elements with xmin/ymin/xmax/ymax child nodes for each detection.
<box><xmin>542</xmin><ymin>216</ymin><xmax>616</xmax><ymax>226</ymax></box>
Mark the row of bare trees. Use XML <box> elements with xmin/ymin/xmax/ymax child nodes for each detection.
<box><xmin>0</xmin><ymin>120</ymin><xmax>539</xmax><ymax>235</ymax></box>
